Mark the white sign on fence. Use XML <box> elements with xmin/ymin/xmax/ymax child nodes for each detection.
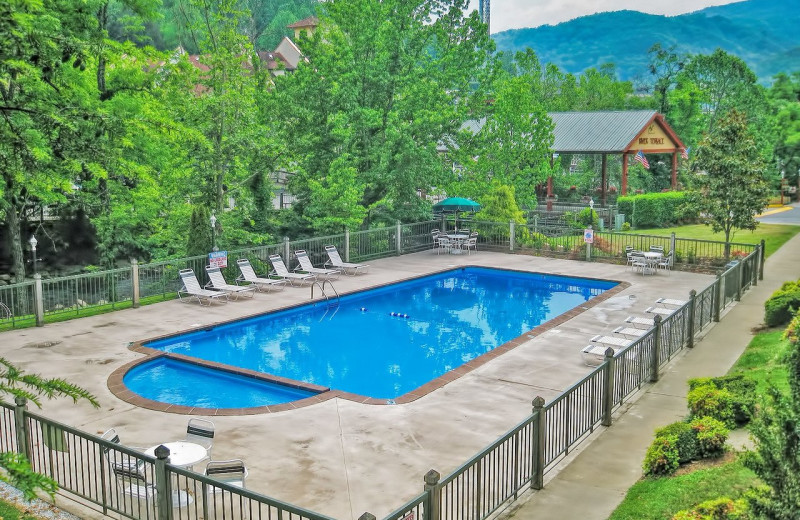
<box><xmin>583</xmin><ymin>229</ymin><xmax>594</xmax><ymax>244</ymax></box>
<box><xmin>208</xmin><ymin>251</ymin><xmax>228</xmax><ymax>268</ymax></box>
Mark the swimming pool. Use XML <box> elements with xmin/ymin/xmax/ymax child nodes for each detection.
<box><xmin>121</xmin><ymin>267</ymin><xmax>618</xmax><ymax>410</ymax></box>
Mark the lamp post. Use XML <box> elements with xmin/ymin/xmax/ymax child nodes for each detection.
<box><xmin>209</xmin><ymin>213</ymin><xmax>218</xmax><ymax>252</ymax></box>
<box><xmin>588</xmin><ymin>198</ymin><xmax>595</xmax><ymax>227</ymax></box>
<box><xmin>29</xmin><ymin>235</ymin><xmax>37</xmax><ymax>275</ymax></box>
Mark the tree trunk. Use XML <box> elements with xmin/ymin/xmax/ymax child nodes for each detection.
<box><xmin>4</xmin><ymin>195</ymin><xmax>26</xmax><ymax>283</ymax></box>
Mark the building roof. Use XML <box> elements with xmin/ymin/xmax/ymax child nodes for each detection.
<box><xmin>287</xmin><ymin>16</ymin><xmax>319</xmax><ymax>29</ymax></box>
<box><xmin>453</xmin><ymin>110</ymin><xmax>684</xmax><ymax>154</ymax></box>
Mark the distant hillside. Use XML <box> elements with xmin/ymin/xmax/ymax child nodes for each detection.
<box><xmin>491</xmin><ymin>0</ymin><xmax>800</xmax><ymax>82</ymax></box>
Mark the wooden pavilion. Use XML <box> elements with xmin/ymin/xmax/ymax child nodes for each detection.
<box><xmin>546</xmin><ymin>110</ymin><xmax>687</xmax><ymax>205</ymax></box>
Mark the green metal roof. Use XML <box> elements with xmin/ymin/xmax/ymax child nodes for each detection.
<box><xmin>549</xmin><ymin>110</ymin><xmax>659</xmax><ymax>153</ymax></box>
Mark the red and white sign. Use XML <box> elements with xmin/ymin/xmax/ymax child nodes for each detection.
<box><xmin>208</xmin><ymin>251</ymin><xmax>228</xmax><ymax>268</ymax></box>
<box><xmin>583</xmin><ymin>229</ymin><xmax>594</xmax><ymax>244</ymax></box>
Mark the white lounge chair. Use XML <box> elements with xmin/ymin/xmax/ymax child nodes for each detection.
<box><xmin>235</xmin><ymin>259</ymin><xmax>286</xmax><ymax>292</ymax></box>
<box><xmin>323</xmin><ymin>245</ymin><xmax>370</xmax><ymax>275</ymax></box>
<box><xmin>590</xmin><ymin>335</ymin><xmax>632</xmax><ymax>348</ymax></box>
<box><xmin>178</xmin><ymin>269</ymin><xmax>228</xmax><ymax>306</ymax></box>
<box><xmin>655</xmin><ymin>297</ymin><xmax>685</xmax><ymax>308</ymax></box>
<box><xmin>624</xmin><ymin>316</ymin><xmax>655</xmax><ymax>329</ymax></box>
<box><xmin>294</xmin><ymin>250</ymin><xmax>341</xmax><ymax>279</ymax></box>
<box><xmin>613</xmin><ymin>326</ymin><xmax>647</xmax><ymax>339</ymax></box>
<box><xmin>645</xmin><ymin>306</ymin><xmax>674</xmax><ymax>317</ymax></box>
<box><xmin>581</xmin><ymin>345</ymin><xmax>616</xmax><ymax>366</ymax></box>
<box><xmin>268</xmin><ymin>254</ymin><xmax>315</xmax><ymax>286</ymax></box>
<box><xmin>205</xmin><ymin>266</ymin><xmax>256</xmax><ymax>300</ymax></box>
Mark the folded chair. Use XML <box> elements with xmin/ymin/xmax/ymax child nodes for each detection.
<box><xmin>235</xmin><ymin>259</ymin><xmax>287</xmax><ymax>292</ymax></box>
<box><xmin>178</xmin><ymin>269</ymin><xmax>228</xmax><ymax>306</ymax></box>
<box><xmin>324</xmin><ymin>245</ymin><xmax>370</xmax><ymax>275</ymax></box>
<box><xmin>205</xmin><ymin>266</ymin><xmax>256</xmax><ymax>300</ymax></box>
<box><xmin>294</xmin><ymin>250</ymin><xmax>341</xmax><ymax>279</ymax></box>
<box><xmin>268</xmin><ymin>254</ymin><xmax>315</xmax><ymax>286</ymax></box>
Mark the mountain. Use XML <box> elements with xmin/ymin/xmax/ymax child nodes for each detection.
<box><xmin>491</xmin><ymin>0</ymin><xmax>800</xmax><ymax>82</ymax></box>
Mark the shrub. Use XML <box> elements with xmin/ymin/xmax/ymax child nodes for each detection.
<box><xmin>656</xmin><ymin>421</ymin><xmax>699</xmax><ymax>463</ymax></box>
<box><xmin>691</xmin><ymin>416</ymin><xmax>729</xmax><ymax>458</ymax></box>
<box><xmin>764</xmin><ymin>280</ymin><xmax>800</xmax><ymax>327</ymax></box>
<box><xmin>617</xmin><ymin>192</ymin><xmax>694</xmax><ymax>228</ymax></box>
<box><xmin>688</xmin><ymin>375</ymin><xmax>756</xmax><ymax>426</ymax></box>
<box><xmin>643</xmin><ymin>435</ymin><xmax>680</xmax><ymax>477</ymax></box>
<box><xmin>671</xmin><ymin>497</ymin><xmax>749</xmax><ymax>520</ymax></box>
<box><xmin>688</xmin><ymin>383</ymin><xmax>737</xmax><ymax>428</ymax></box>
<box><xmin>621</xmin><ymin>221</ymin><xmax>631</xmax><ymax>231</ymax></box>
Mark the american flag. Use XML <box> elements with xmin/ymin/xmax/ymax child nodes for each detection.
<box><xmin>634</xmin><ymin>150</ymin><xmax>650</xmax><ymax>169</ymax></box>
<box><xmin>681</xmin><ymin>147</ymin><xmax>690</xmax><ymax>159</ymax></box>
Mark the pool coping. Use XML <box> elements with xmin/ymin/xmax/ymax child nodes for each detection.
<box><xmin>107</xmin><ymin>266</ymin><xmax>631</xmax><ymax>415</ymax></box>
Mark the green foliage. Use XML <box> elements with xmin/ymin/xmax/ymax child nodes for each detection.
<box><xmin>744</xmin><ymin>312</ymin><xmax>800</xmax><ymax>518</ymax></box>
<box><xmin>474</xmin><ymin>185</ymin><xmax>527</xmax><ymax>225</ymax></box>
<box><xmin>621</xmin><ymin>222</ymin><xmax>631</xmax><ymax>232</ymax></box>
<box><xmin>0</xmin><ymin>452</ymin><xmax>57</xmax><ymax>502</ymax></box>
<box><xmin>686</xmin><ymin>110</ymin><xmax>770</xmax><ymax>249</ymax></box>
<box><xmin>643</xmin><ymin>435</ymin><xmax>681</xmax><ymax>477</ymax></box>
<box><xmin>688</xmin><ymin>383</ymin><xmax>737</xmax><ymax>428</ymax></box>
<box><xmin>690</xmin><ymin>417</ymin><xmax>729</xmax><ymax>459</ymax></box>
<box><xmin>764</xmin><ymin>280</ymin><xmax>800</xmax><ymax>327</ymax></box>
<box><xmin>688</xmin><ymin>375</ymin><xmax>756</xmax><ymax>426</ymax></box>
<box><xmin>656</xmin><ymin>422</ymin><xmax>699</xmax><ymax>463</ymax></box>
<box><xmin>671</xmin><ymin>497</ymin><xmax>749</xmax><ymax>520</ymax></box>
<box><xmin>187</xmin><ymin>206</ymin><xmax>213</xmax><ymax>257</ymax></box>
<box><xmin>617</xmin><ymin>192</ymin><xmax>693</xmax><ymax>228</ymax></box>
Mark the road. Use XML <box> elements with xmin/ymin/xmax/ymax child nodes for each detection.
<box><xmin>757</xmin><ymin>202</ymin><xmax>800</xmax><ymax>226</ymax></box>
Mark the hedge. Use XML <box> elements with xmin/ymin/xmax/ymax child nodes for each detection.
<box><xmin>764</xmin><ymin>280</ymin><xmax>800</xmax><ymax>327</ymax></box>
<box><xmin>688</xmin><ymin>375</ymin><xmax>756</xmax><ymax>426</ymax></box>
<box><xmin>617</xmin><ymin>192</ymin><xmax>695</xmax><ymax>228</ymax></box>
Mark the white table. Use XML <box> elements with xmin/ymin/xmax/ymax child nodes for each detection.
<box><xmin>145</xmin><ymin>441</ymin><xmax>208</xmax><ymax>469</ymax></box>
<box><xmin>641</xmin><ymin>252</ymin><xmax>662</xmax><ymax>275</ymax></box>
<box><xmin>446</xmin><ymin>234</ymin><xmax>469</xmax><ymax>254</ymax></box>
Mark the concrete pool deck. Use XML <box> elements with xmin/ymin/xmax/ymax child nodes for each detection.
<box><xmin>0</xmin><ymin>251</ymin><xmax>715</xmax><ymax>519</ymax></box>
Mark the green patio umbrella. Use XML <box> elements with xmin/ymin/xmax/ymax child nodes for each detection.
<box><xmin>433</xmin><ymin>197</ymin><xmax>481</xmax><ymax>229</ymax></box>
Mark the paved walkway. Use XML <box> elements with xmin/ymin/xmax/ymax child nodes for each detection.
<box><xmin>504</xmin><ymin>230</ymin><xmax>800</xmax><ymax>520</ymax></box>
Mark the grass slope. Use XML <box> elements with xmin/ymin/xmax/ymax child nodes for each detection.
<box><xmin>632</xmin><ymin>223</ymin><xmax>800</xmax><ymax>258</ymax></box>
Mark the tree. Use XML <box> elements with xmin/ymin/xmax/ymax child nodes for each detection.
<box><xmin>745</xmin><ymin>311</ymin><xmax>800</xmax><ymax>518</ymax></box>
<box><xmin>769</xmin><ymin>72</ymin><xmax>800</xmax><ymax>198</ymax></box>
<box><xmin>687</xmin><ymin>110</ymin><xmax>770</xmax><ymax>257</ymax></box>
<box><xmin>646</xmin><ymin>43</ymin><xmax>686</xmax><ymax>115</ymax></box>
<box><xmin>272</xmin><ymin>0</ymin><xmax>494</xmax><ymax>229</ymax></box>
<box><xmin>0</xmin><ymin>358</ymin><xmax>98</xmax><ymax>500</ymax></box>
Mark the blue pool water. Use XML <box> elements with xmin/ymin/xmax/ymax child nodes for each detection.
<box><xmin>127</xmin><ymin>267</ymin><xmax>616</xmax><ymax>407</ymax></box>
<box><xmin>125</xmin><ymin>358</ymin><xmax>318</xmax><ymax>408</ymax></box>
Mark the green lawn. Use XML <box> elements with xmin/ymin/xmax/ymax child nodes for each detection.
<box><xmin>632</xmin><ymin>223</ymin><xmax>800</xmax><ymax>258</ymax></box>
<box><xmin>608</xmin><ymin>456</ymin><xmax>760</xmax><ymax>520</ymax></box>
<box><xmin>609</xmin><ymin>326</ymin><xmax>791</xmax><ymax>519</ymax></box>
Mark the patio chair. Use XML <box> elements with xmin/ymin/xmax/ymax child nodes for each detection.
<box><xmin>645</xmin><ymin>306</ymin><xmax>674</xmax><ymax>317</ymax></box>
<box><xmin>612</xmin><ymin>326</ymin><xmax>647</xmax><ymax>339</ymax></box>
<box><xmin>590</xmin><ymin>335</ymin><xmax>632</xmax><ymax>349</ymax></box>
<box><xmin>111</xmin><ymin>463</ymin><xmax>192</xmax><ymax>510</ymax></box>
<box><xmin>462</xmin><ymin>236</ymin><xmax>478</xmax><ymax>255</ymax></box>
<box><xmin>436</xmin><ymin>236</ymin><xmax>452</xmax><ymax>255</ymax></box>
<box><xmin>625</xmin><ymin>316</ymin><xmax>655</xmax><ymax>329</ymax></box>
<box><xmin>650</xmin><ymin>245</ymin><xmax>665</xmax><ymax>253</ymax></box>
<box><xmin>657</xmin><ymin>251</ymin><xmax>674</xmax><ymax>273</ymax></box>
<box><xmin>294</xmin><ymin>250</ymin><xmax>341</xmax><ymax>279</ymax></box>
<box><xmin>268</xmin><ymin>254</ymin><xmax>315</xmax><ymax>286</ymax></box>
<box><xmin>323</xmin><ymin>245</ymin><xmax>370</xmax><ymax>275</ymax></box>
<box><xmin>581</xmin><ymin>345</ymin><xmax>616</xmax><ymax>366</ymax></box>
<box><xmin>178</xmin><ymin>269</ymin><xmax>228</xmax><ymax>306</ymax></box>
<box><xmin>205</xmin><ymin>266</ymin><xmax>256</xmax><ymax>300</ymax></box>
<box><xmin>205</xmin><ymin>459</ymin><xmax>249</xmax><ymax>518</ymax></box>
<box><xmin>235</xmin><ymin>259</ymin><xmax>286</xmax><ymax>292</ymax></box>
<box><xmin>185</xmin><ymin>418</ymin><xmax>213</xmax><ymax>467</ymax></box>
<box><xmin>629</xmin><ymin>251</ymin><xmax>647</xmax><ymax>273</ymax></box>
<box><xmin>101</xmin><ymin>428</ymin><xmax>145</xmax><ymax>471</ymax></box>
<box><xmin>655</xmin><ymin>297</ymin><xmax>686</xmax><ymax>308</ymax></box>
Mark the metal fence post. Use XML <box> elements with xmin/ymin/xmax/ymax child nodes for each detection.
<box><xmin>34</xmin><ymin>274</ymin><xmax>44</xmax><ymax>327</ymax></box>
<box><xmin>759</xmin><ymin>239</ymin><xmax>765</xmax><ymax>281</ymax></box>
<box><xmin>345</xmin><ymin>229</ymin><xmax>351</xmax><ymax>263</ymax></box>
<box><xmin>687</xmin><ymin>289</ymin><xmax>696</xmax><ymax>349</ymax></box>
<box><xmin>154</xmin><ymin>445</ymin><xmax>171</xmax><ymax>520</ymax></box>
<box><xmin>423</xmin><ymin>469</ymin><xmax>441</xmax><ymax>520</ymax></box>
<box><xmin>586</xmin><ymin>226</ymin><xmax>592</xmax><ymax>262</ymax></box>
<box><xmin>735</xmin><ymin>262</ymin><xmax>742</xmax><ymax>302</ymax></box>
<box><xmin>531</xmin><ymin>396</ymin><xmax>546</xmax><ymax>490</ymax></box>
<box><xmin>602</xmin><ymin>348</ymin><xmax>614</xmax><ymax>427</ymax></box>
<box><xmin>131</xmin><ymin>259</ymin><xmax>140</xmax><ymax>309</ymax></box>
<box><xmin>670</xmin><ymin>232</ymin><xmax>676</xmax><ymax>258</ymax></box>
<box><xmin>650</xmin><ymin>315</ymin><xmax>662</xmax><ymax>383</ymax></box>
<box><xmin>13</xmin><ymin>397</ymin><xmax>29</xmax><ymax>458</ymax></box>
<box><xmin>714</xmin><ymin>272</ymin><xmax>722</xmax><ymax>323</ymax></box>
<box><xmin>509</xmin><ymin>221</ymin><xmax>515</xmax><ymax>252</ymax></box>
<box><xmin>283</xmin><ymin>237</ymin><xmax>291</xmax><ymax>267</ymax></box>
<box><xmin>396</xmin><ymin>220</ymin><xmax>402</xmax><ymax>255</ymax></box>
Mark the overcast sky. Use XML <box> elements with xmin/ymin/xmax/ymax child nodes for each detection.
<box><xmin>467</xmin><ymin>0</ymin><xmax>743</xmax><ymax>33</ymax></box>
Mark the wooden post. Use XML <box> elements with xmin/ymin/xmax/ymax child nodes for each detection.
<box><xmin>687</xmin><ymin>289</ymin><xmax>696</xmax><ymax>348</ymax></box>
<box><xmin>671</xmin><ymin>152</ymin><xmax>678</xmax><ymax>189</ymax></box>
<box><xmin>601</xmin><ymin>154</ymin><xmax>607</xmax><ymax>206</ymax></box>
<box><xmin>650</xmin><ymin>315</ymin><xmax>662</xmax><ymax>383</ymax></box>
<box><xmin>759</xmin><ymin>239</ymin><xmax>765</xmax><ymax>281</ymax></box>
<box><xmin>532</xmin><ymin>396</ymin><xmax>546</xmax><ymax>490</ymax></box>
<box><xmin>34</xmin><ymin>274</ymin><xmax>44</xmax><ymax>327</ymax></box>
<box><xmin>424</xmin><ymin>470</ymin><xmax>441</xmax><ymax>520</ymax></box>
<box><xmin>621</xmin><ymin>152</ymin><xmax>629</xmax><ymax>195</ymax></box>
<box><xmin>714</xmin><ymin>272</ymin><xmax>722</xmax><ymax>323</ymax></box>
<box><xmin>154</xmin><ymin>445</ymin><xmax>171</xmax><ymax>520</ymax></box>
<box><xmin>131</xmin><ymin>259</ymin><xmax>140</xmax><ymax>309</ymax></box>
